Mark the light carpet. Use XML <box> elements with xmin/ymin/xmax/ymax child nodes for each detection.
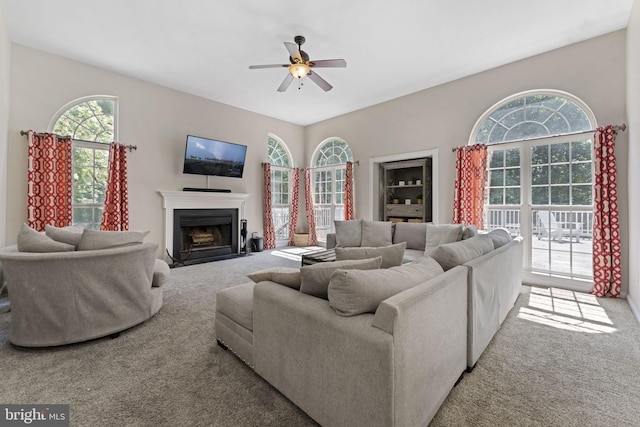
<box><xmin>0</xmin><ymin>248</ymin><xmax>639</xmax><ymax>426</ymax></box>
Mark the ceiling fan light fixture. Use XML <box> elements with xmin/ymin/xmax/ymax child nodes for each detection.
<box><xmin>289</xmin><ymin>63</ymin><xmax>310</xmax><ymax>79</ymax></box>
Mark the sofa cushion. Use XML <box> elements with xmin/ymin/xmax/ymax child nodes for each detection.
<box><xmin>425</xmin><ymin>223</ymin><xmax>464</xmax><ymax>249</ymax></box>
<box><xmin>78</xmin><ymin>229</ymin><xmax>149</xmax><ymax>250</ymax></box>
<box><xmin>361</xmin><ymin>220</ymin><xmax>393</xmax><ymax>247</ymax></box>
<box><xmin>335</xmin><ymin>242</ymin><xmax>406</xmax><ymax>269</ymax></box>
<box><xmin>431</xmin><ymin>234</ymin><xmax>494</xmax><ymax>271</ymax></box>
<box><xmin>152</xmin><ymin>259</ymin><xmax>171</xmax><ymax>288</ymax></box>
<box><xmin>247</xmin><ymin>267</ymin><xmax>301</xmax><ymax>290</ymax></box>
<box><xmin>17</xmin><ymin>223</ymin><xmax>75</xmax><ymax>253</ymax></box>
<box><xmin>393</xmin><ymin>222</ymin><xmax>427</xmax><ymax>250</ymax></box>
<box><xmin>299</xmin><ymin>257</ymin><xmax>382</xmax><ymax>299</ymax></box>
<box><xmin>216</xmin><ymin>283</ymin><xmax>255</xmax><ymax>331</ymax></box>
<box><xmin>328</xmin><ymin>256</ymin><xmax>444</xmax><ymax>316</ymax></box>
<box><xmin>45</xmin><ymin>224</ymin><xmax>84</xmax><ymax>249</ymax></box>
<box><xmin>462</xmin><ymin>224</ymin><xmax>478</xmax><ymax>240</ymax></box>
<box><xmin>487</xmin><ymin>228</ymin><xmax>512</xmax><ymax>249</ymax></box>
<box><xmin>334</xmin><ymin>219</ymin><xmax>363</xmax><ymax>247</ymax></box>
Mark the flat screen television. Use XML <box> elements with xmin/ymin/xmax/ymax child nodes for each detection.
<box><xmin>183</xmin><ymin>135</ymin><xmax>247</xmax><ymax>178</ymax></box>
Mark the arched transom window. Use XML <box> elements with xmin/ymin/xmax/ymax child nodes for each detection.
<box><xmin>268</xmin><ymin>135</ymin><xmax>292</xmax><ymax>242</ymax></box>
<box><xmin>311</xmin><ymin>138</ymin><xmax>353</xmax><ymax>241</ymax></box>
<box><xmin>471</xmin><ymin>90</ymin><xmax>596</xmax><ymax>289</ymax></box>
<box><xmin>51</xmin><ymin>96</ymin><xmax>117</xmax><ymax>230</ymax></box>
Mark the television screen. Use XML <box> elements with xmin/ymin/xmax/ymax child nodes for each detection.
<box><xmin>183</xmin><ymin>135</ymin><xmax>247</xmax><ymax>178</ymax></box>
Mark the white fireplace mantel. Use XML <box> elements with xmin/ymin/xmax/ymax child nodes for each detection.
<box><xmin>159</xmin><ymin>191</ymin><xmax>249</xmax><ymax>257</ymax></box>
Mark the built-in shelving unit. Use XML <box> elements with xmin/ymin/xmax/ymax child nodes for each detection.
<box><xmin>380</xmin><ymin>158</ymin><xmax>432</xmax><ymax>222</ymax></box>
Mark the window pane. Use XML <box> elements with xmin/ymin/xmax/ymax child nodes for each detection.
<box><xmin>531</xmin><ymin>145</ymin><xmax>548</xmax><ymax>165</ymax></box>
<box><xmin>531</xmin><ymin>165</ymin><xmax>548</xmax><ymax>186</ymax></box>
<box><xmin>489</xmin><ymin>188</ymin><xmax>503</xmax><ymax>205</ymax></box>
<box><xmin>489</xmin><ymin>151</ymin><xmax>504</xmax><ymax>168</ymax></box>
<box><xmin>550</xmin><ymin>186</ymin><xmax>570</xmax><ymax>205</ymax></box>
<box><xmin>505</xmin><ymin>188</ymin><xmax>520</xmax><ymax>205</ymax></box>
<box><xmin>572</xmin><ymin>163</ymin><xmax>591</xmax><ymax>184</ymax></box>
<box><xmin>572</xmin><ymin>185</ymin><xmax>592</xmax><ymax>205</ymax></box>
<box><xmin>532</xmin><ymin>186</ymin><xmax>549</xmax><ymax>205</ymax></box>
<box><xmin>490</xmin><ymin>170</ymin><xmax>504</xmax><ymax>187</ymax></box>
<box><xmin>505</xmin><ymin>149</ymin><xmax>520</xmax><ymax>167</ymax></box>
<box><xmin>550</xmin><ymin>164</ymin><xmax>569</xmax><ymax>184</ymax></box>
<box><xmin>550</xmin><ymin>143</ymin><xmax>569</xmax><ymax>163</ymax></box>
<box><xmin>505</xmin><ymin>168</ymin><xmax>520</xmax><ymax>186</ymax></box>
<box><xmin>571</xmin><ymin>140</ymin><xmax>592</xmax><ymax>162</ymax></box>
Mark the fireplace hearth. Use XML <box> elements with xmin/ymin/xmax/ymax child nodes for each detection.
<box><xmin>172</xmin><ymin>208</ymin><xmax>239</xmax><ymax>266</ymax></box>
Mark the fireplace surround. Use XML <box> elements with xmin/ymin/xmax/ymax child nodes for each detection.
<box><xmin>160</xmin><ymin>191</ymin><xmax>249</xmax><ymax>266</ymax></box>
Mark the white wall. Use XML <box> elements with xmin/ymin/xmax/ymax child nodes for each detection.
<box><xmin>305</xmin><ymin>30</ymin><xmax>630</xmax><ymax>294</ymax></box>
<box><xmin>6</xmin><ymin>45</ymin><xmax>305</xmax><ymax>257</ymax></box>
<box><xmin>0</xmin><ymin>9</ymin><xmax>10</xmax><ymax>246</ymax></box>
<box><xmin>627</xmin><ymin>0</ymin><xmax>640</xmax><ymax>320</ymax></box>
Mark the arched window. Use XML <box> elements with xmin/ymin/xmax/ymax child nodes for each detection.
<box><xmin>311</xmin><ymin>138</ymin><xmax>353</xmax><ymax>241</ymax></box>
<box><xmin>471</xmin><ymin>90</ymin><xmax>596</xmax><ymax>288</ymax></box>
<box><xmin>268</xmin><ymin>135</ymin><xmax>292</xmax><ymax>242</ymax></box>
<box><xmin>51</xmin><ymin>96</ymin><xmax>118</xmax><ymax>230</ymax></box>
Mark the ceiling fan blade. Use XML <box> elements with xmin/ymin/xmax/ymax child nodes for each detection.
<box><xmin>310</xmin><ymin>59</ymin><xmax>347</xmax><ymax>68</ymax></box>
<box><xmin>277</xmin><ymin>73</ymin><xmax>294</xmax><ymax>92</ymax></box>
<box><xmin>307</xmin><ymin>70</ymin><xmax>333</xmax><ymax>92</ymax></box>
<box><xmin>284</xmin><ymin>42</ymin><xmax>303</xmax><ymax>63</ymax></box>
<box><xmin>249</xmin><ymin>64</ymin><xmax>288</xmax><ymax>69</ymax></box>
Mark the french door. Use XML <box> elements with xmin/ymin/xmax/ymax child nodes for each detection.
<box><xmin>313</xmin><ymin>166</ymin><xmax>346</xmax><ymax>242</ymax></box>
<box><xmin>485</xmin><ymin>133</ymin><xmax>594</xmax><ymax>288</ymax></box>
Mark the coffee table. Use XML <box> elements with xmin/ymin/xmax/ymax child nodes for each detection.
<box><xmin>301</xmin><ymin>249</ymin><xmax>336</xmax><ymax>266</ymax></box>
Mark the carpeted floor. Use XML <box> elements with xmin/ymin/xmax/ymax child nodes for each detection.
<box><xmin>0</xmin><ymin>247</ymin><xmax>639</xmax><ymax>426</ymax></box>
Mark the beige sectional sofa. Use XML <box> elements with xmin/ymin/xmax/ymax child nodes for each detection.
<box><xmin>215</xmin><ymin>220</ymin><xmax>523</xmax><ymax>426</ymax></box>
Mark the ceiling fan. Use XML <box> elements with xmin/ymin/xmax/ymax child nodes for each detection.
<box><xmin>249</xmin><ymin>35</ymin><xmax>347</xmax><ymax>92</ymax></box>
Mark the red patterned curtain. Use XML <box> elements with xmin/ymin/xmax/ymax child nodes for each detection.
<box><xmin>287</xmin><ymin>168</ymin><xmax>301</xmax><ymax>246</ymax></box>
<box><xmin>591</xmin><ymin>125</ymin><xmax>621</xmax><ymax>298</ymax></box>
<box><xmin>304</xmin><ymin>168</ymin><xmax>318</xmax><ymax>246</ymax></box>
<box><xmin>452</xmin><ymin>144</ymin><xmax>487</xmax><ymax>229</ymax></box>
<box><xmin>100</xmin><ymin>143</ymin><xmax>129</xmax><ymax>231</ymax></box>
<box><xmin>344</xmin><ymin>161</ymin><xmax>355</xmax><ymax>220</ymax></box>
<box><xmin>262</xmin><ymin>163</ymin><xmax>276</xmax><ymax>249</ymax></box>
<box><xmin>27</xmin><ymin>131</ymin><xmax>72</xmax><ymax>231</ymax></box>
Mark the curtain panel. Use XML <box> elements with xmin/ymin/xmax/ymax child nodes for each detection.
<box><xmin>591</xmin><ymin>125</ymin><xmax>622</xmax><ymax>298</ymax></box>
<box><xmin>27</xmin><ymin>131</ymin><xmax>72</xmax><ymax>231</ymax></box>
<box><xmin>304</xmin><ymin>168</ymin><xmax>318</xmax><ymax>246</ymax></box>
<box><xmin>344</xmin><ymin>161</ymin><xmax>355</xmax><ymax>220</ymax></box>
<box><xmin>287</xmin><ymin>168</ymin><xmax>301</xmax><ymax>246</ymax></box>
<box><xmin>100</xmin><ymin>143</ymin><xmax>130</xmax><ymax>231</ymax></box>
<box><xmin>262</xmin><ymin>163</ymin><xmax>276</xmax><ymax>249</ymax></box>
<box><xmin>452</xmin><ymin>144</ymin><xmax>487</xmax><ymax>229</ymax></box>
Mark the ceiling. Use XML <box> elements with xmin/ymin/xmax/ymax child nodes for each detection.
<box><xmin>0</xmin><ymin>0</ymin><xmax>634</xmax><ymax>126</ymax></box>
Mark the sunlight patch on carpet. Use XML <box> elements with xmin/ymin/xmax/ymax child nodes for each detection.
<box><xmin>270</xmin><ymin>246</ymin><xmax>325</xmax><ymax>262</ymax></box>
<box><xmin>518</xmin><ymin>286</ymin><xmax>616</xmax><ymax>333</ymax></box>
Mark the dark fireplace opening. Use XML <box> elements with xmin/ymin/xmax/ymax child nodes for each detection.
<box><xmin>172</xmin><ymin>208</ymin><xmax>239</xmax><ymax>266</ymax></box>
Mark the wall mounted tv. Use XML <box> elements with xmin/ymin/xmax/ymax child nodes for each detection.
<box><xmin>183</xmin><ymin>135</ymin><xmax>247</xmax><ymax>178</ymax></box>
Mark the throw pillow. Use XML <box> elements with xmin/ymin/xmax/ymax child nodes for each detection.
<box><xmin>335</xmin><ymin>242</ymin><xmax>406</xmax><ymax>269</ymax></box>
<box><xmin>430</xmin><ymin>234</ymin><xmax>494</xmax><ymax>271</ymax></box>
<box><xmin>299</xmin><ymin>257</ymin><xmax>382</xmax><ymax>299</ymax></box>
<box><xmin>334</xmin><ymin>219</ymin><xmax>363</xmax><ymax>247</ymax></box>
<box><xmin>247</xmin><ymin>267</ymin><xmax>302</xmax><ymax>290</ymax></box>
<box><xmin>393</xmin><ymin>222</ymin><xmax>427</xmax><ymax>250</ymax></box>
<box><xmin>17</xmin><ymin>223</ymin><xmax>75</xmax><ymax>253</ymax></box>
<box><xmin>328</xmin><ymin>256</ymin><xmax>444</xmax><ymax>316</ymax></box>
<box><xmin>78</xmin><ymin>229</ymin><xmax>149</xmax><ymax>250</ymax></box>
<box><xmin>424</xmin><ymin>223</ymin><xmax>464</xmax><ymax>251</ymax></box>
<box><xmin>45</xmin><ymin>224</ymin><xmax>84</xmax><ymax>249</ymax></box>
<box><xmin>462</xmin><ymin>224</ymin><xmax>478</xmax><ymax>240</ymax></box>
<box><xmin>487</xmin><ymin>228</ymin><xmax>512</xmax><ymax>249</ymax></box>
<box><xmin>360</xmin><ymin>220</ymin><xmax>393</xmax><ymax>247</ymax></box>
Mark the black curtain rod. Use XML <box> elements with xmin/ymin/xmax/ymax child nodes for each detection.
<box><xmin>451</xmin><ymin>123</ymin><xmax>627</xmax><ymax>152</ymax></box>
<box><xmin>20</xmin><ymin>130</ymin><xmax>137</xmax><ymax>152</ymax></box>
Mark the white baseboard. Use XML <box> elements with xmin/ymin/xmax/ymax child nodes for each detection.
<box><xmin>628</xmin><ymin>294</ymin><xmax>640</xmax><ymax>325</ymax></box>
